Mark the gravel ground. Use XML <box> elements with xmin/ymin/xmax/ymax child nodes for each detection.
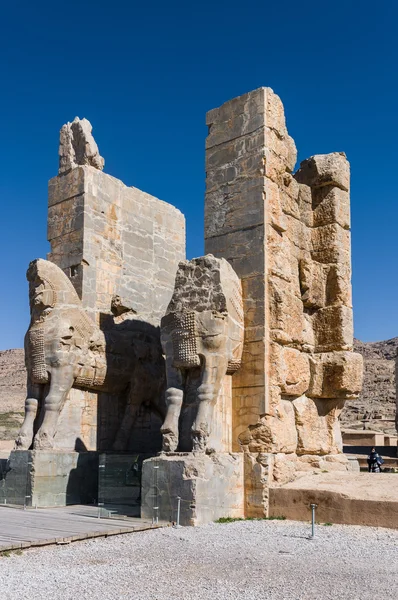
<box><xmin>1</xmin><ymin>520</ymin><xmax>397</xmax><ymax>600</ymax></box>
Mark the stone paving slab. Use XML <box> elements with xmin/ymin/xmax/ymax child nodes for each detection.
<box><xmin>0</xmin><ymin>505</ymin><xmax>163</xmax><ymax>552</ymax></box>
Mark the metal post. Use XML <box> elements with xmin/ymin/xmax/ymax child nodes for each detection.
<box><xmin>174</xmin><ymin>496</ymin><xmax>181</xmax><ymax>528</ymax></box>
<box><xmin>309</xmin><ymin>503</ymin><xmax>317</xmax><ymax>539</ymax></box>
<box><xmin>152</xmin><ymin>460</ymin><xmax>159</xmax><ymax>525</ymax></box>
<box><xmin>152</xmin><ymin>506</ymin><xmax>159</xmax><ymax>525</ymax></box>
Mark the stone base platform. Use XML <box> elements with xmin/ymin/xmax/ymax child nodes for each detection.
<box><xmin>141</xmin><ymin>452</ymin><xmax>244</xmax><ymax>526</ymax></box>
<box><xmin>0</xmin><ymin>450</ymin><xmax>98</xmax><ymax>507</ymax></box>
<box><xmin>269</xmin><ymin>472</ymin><xmax>398</xmax><ymax>528</ymax></box>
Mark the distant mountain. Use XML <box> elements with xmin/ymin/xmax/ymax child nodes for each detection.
<box><xmin>0</xmin><ymin>349</ymin><xmax>26</xmax><ymax>443</ymax></box>
<box><xmin>341</xmin><ymin>338</ymin><xmax>397</xmax><ymax>434</ymax></box>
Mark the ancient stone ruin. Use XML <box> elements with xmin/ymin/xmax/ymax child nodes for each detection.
<box><xmin>2</xmin><ymin>89</ymin><xmax>363</xmax><ymax>522</ymax></box>
<box><xmin>204</xmin><ymin>88</ymin><xmax>363</xmax><ymax>514</ymax></box>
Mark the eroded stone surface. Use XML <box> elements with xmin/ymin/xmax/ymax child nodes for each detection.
<box><xmin>59</xmin><ymin>117</ymin><xmax>104</xmax><ymax>175</ymax></box>
<box><xmin>15</xmin><ymin>259</ymin><xmax>164</xmax><ymax>452</ymax></box>
<box><xmin>205</xmin><ymin>87</ymin><xmax>363</xmax><ymax>515</ymax></box>
<box><xmin>160</xmin><ymin>255</ymin><xmax>244</xmax><ymax>453</ymax></box>
<box><xmin>141</xmin><ymin>452</ymin><xmax>244</xmax><ymax>525</ymax></box>
<box><xmin>43</xmin><ymin>122</ymin><xmax>186</xmax><ymax>454</ymax></box>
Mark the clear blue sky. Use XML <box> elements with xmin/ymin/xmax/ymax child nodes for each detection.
<box><xmin>0</xmin><ymin>0</ymin><xmax>397</xmax><ymax>350</ymax></box>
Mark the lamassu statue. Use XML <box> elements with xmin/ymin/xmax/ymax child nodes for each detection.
<box><xmin>160</xmin><ymin>255</ymin><xmax>244</xmax><ymax>452</ymax></box>
<box><xmin>16</xmin><ymin>259</ymin><xmax>164</xmax><ymax>450</ymax></box>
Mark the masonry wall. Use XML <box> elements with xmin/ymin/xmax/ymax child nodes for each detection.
<box><xmin>48</xmin><ymin>166</ymin><xmax>185</xmax><ymax>325</ymax></box>
<box><xmin>47</xmin><ymin>165</ymin><xmax>186</xmax><ymax>452</ymax></box>
<box><xmin>205</xmin><ymin>88</ymin><xmax>298</xmax><ymax>446</ymax></box>
<box><xmin>205</xmin><ymin>87</ymin><xmax>363</xmax><ymax>513</ymax></box>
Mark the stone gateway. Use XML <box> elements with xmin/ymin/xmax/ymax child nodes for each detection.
<box><xmin>7</xmin><ymin>89</ymin><xmax>363</xmax><ymax>520</ymax></box>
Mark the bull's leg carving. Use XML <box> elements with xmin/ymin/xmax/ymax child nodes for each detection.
<box><xmin>14</xmin><ymin>383</ymin><xmax>42</xmax><ymax>450</ymax></box>
<box><xmin>192</xmin><ymin>355</ymin><xmax>228</xmax><ymax>452</ymax></box>
<box><xmin>34</xmin><ymin>366</ymin><xmax>75</xmax><ymax>450</ymax></box>
<box><xmin>161</xmin><ymin>387</ymin><xmax>184</xmax><ymax>452</ymax></box>
<box><xmin>160</xmin><ymin>362</ymin><xmax>184</xmax><ymax>452</ymax></box>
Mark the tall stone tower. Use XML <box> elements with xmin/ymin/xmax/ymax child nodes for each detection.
<box><xmin>205</xmin><ymin>88</ymin><xmax>363</xmax><ymax>514</ymax></box>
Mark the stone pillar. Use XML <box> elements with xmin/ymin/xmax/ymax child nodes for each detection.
<box><xmin>205</xmin><ymin>88</ymin><xmax>297</xmax><ymax>446</ymax></box>
<box><xmin>205</xmin><ymin>88</ymin><xmax>363</xmax><ymax>515</ymax></box>
<box><xmin>46</xmin><ymin>122</ymin><xmax>185</xmax><ymax>453</ymax></box>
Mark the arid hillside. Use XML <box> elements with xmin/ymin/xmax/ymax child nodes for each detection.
<box><xmin>341</xmin><ymin>337</ymin><xmax>397</xmax><ymax>434</ymax></box>
<box><xmin>0</xmin><ymin>349</ymin><xmax>26</xmax><ymax>446</ymax></box>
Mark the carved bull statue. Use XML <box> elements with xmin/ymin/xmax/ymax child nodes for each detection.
<box><xmin>160</xmin><ymin>255</ymin><xmax>244</xmax><ymax>452</ymax></box>
<box><xmin>15</xmin><ymin>258</ymin><xmax>164</xmax><ymax>450</ymax></box>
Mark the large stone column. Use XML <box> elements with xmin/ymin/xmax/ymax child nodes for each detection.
<box><xmin>205</xmin><ymin>88</ymin><xmax>363</xmax><ymax>515</ymax></box>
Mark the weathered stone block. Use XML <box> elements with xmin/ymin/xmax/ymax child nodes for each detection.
<box><xmin>206</xmin><ymin>225</ymin><xmax>265</xmax><ymax>279</ymax></box>
<box><xmin>59</xmin><ymin>117</ymin><xmax>104</xmax><ymax>175</ymax></box>
<box><xmin>279</xmin><ymin>347</ymin><xmax>311</xmax><ymax>396</ymax></box>
<box><xmin>205</xmin><ymin>181</ymin><xmax>266</xmax><ymax>237</ymax></box>
<box><xmin>308</xmin><ymin>351</ymin><xmax>363</xmax><ymax>398</ymax></box>
<box><xmin>48</xmin><ymin>166</ymin><xmax>86</xmax><ymax>207</ymax></box>
<box><xmin>295</xmin><ymin>152</ymin><xmax>349</xmax><ymax>192</ymax></box>
<box><xmin>312</xmin><ymin>305</ymin><xmax>353</xmax><ymax>351</ymax></box>
<box><xmin>312</xmin><ymin>186</ymin><xmax>350</xmax><ymax>228</ymax></box>
<box><xmin>292</xmin><ymin>396</ymin><xmax>334</xmax><ymax>455</ymax></box>
<box><xmin>241</xmin><ymin>275</ymin><xmax>266</xmax><ymax>342</ymax></box>
<box><xmin>206</xmin><ymin>89</ymin><xmax>267</xmax><ymax>149</ymax></box>
<box><xmin>268</xmin><ymin>225</ymin><xmax>296</xmax><ymax>283</ymax></box>
<box><xmin>239</xmin><ymin>400</ymin><xmax>297</xmax><ymax>454</ymax></box>
<box><xmin>299</xmin><ymin>259</ymin><xmax>328</xmax><ymax>309</ymax></box>
<box><xmin>325</xmin><ymin>263</ymin><xmax>352</xmax><ymax>306</ymax></box>
<box><xmin>232</xmin><ymin>340</ymin><xmax>266</xmax><ymax>390</ymax></box>
<box><xmin>244</xmin><ymin>452</ymin><xmax>274</xmax><ymax>517</ymax></box>
<box><xmin>269</xmin><ymin>278</ymin><xmax>306</xmax><ymax>346</ymax></box>
<box><xmin>311</xmin><ymin>222</ymin><xmax>350</xmax><ymax>264</ymax></box>
<box><xmin>141</xmin><ymin>453</ymin><xmax>244</xmax><ymax>525</ymax></box>
<box><xmin>232</xmin><ymin>386</ymin><xmax>268</xmax><ymax>448</ymax></box>
<box><xmin>0</xmin><ymin>450</ymin><xmax>98</xmax><ymax>507</ymax></box>
<box><xmin>297</xmin><ymin>182</ymin><xmax>313</xmax><ymax>227</ymax></box>
<box><xmin>272</xmin><ymin>453</ymin><xmax>298</xmax><ymax>485</ymax></box>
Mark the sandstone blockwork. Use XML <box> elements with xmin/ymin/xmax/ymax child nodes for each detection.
<box><xmin>204</xmin><ymin>88</ymin><xmax>363</xmax><ymax>507</ymax></box>
<box><xmin>14</xmin><ymin>91</ymin><xmax>365</xmax><ymax>518</ymax></box>
<box><xmin>16</xmin><ymin>118</ymin><xmax>186</xmax><ymax>454</ymax></box>
<box><xmin>15</xmin><ymin>258</ymin><xmax>165</xmax><ymax>453</ymax></box>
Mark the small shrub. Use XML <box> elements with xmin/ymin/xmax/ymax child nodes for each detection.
<box><xmin>216</xmin><ymin>517</ymin><xmax>244</xmax><ymax>523</ymax></box>
<box><xmin>216</xmin><ymin>515</ymin><xmax>286</xmax><ymax>524</ymax></box>
<box><xmin>323</xmin><ymin>522</ymin><xmax>333</xmax><ymax>526</ymax></box>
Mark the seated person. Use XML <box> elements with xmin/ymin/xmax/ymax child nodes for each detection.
<box><xmin>367</xmin><ymin>447</ymin><xmax>384</xmax><ymax>472</ymax></box>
